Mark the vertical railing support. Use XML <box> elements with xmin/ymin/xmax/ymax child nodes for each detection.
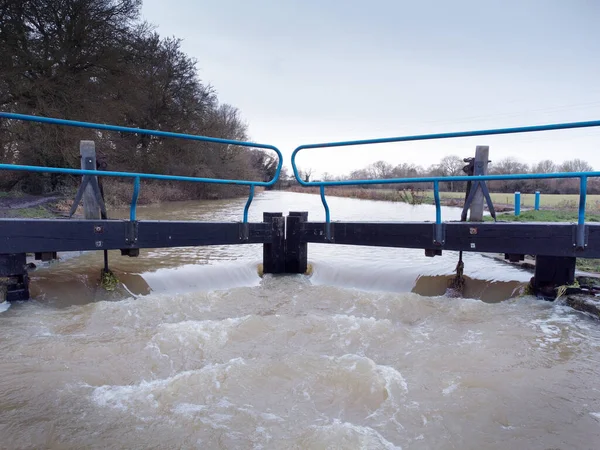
<box><xmin>319</xmin><ymin>185</ymin><xmax>331</xmax><ymax>241</ymax></box>
<box><xmin>243</xmin><ymin>184</ymin><xmax>255</xmax><ymax>223</ymax></box>
<box><xmin>432</xmin><ymin>181</ymin><xmax>443</xmax><ymax>247</ymax></box>
<box><xmin>286</xmin><ymin>212</ymin><xmax>308</xmax><ymax>274</ymax></box>
<box><xmin>534</xmin><ymin>191</ymin><xmax>540</xmax><ymax>211</ymax></box>
<box><xmin>263</xmin><ymin>212</ymin><xmax>285</xmax><ymax>274</ymax></box>
<box><xmin>577</xmin><ymin>176</ymin><xmax>587</xmax><ymax>249</ymax></box>
<box><xmin>514</xmin><ymin>192</ymin><xmax>521</xmax><ymax>216</ymax></box>
<box><xmin>130</xmin><ymin>177</ymin><xmax>140</xmax><ymax>222</ymax></box>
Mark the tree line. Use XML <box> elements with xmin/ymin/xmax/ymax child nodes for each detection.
<box><xmin>0</xmin><ymin>0</ymin><xmax>277</xmax><ymax>199</ymax></box>
<box><xmin>317</xmin><ymin>155</ymin><xmax>598</xmax><ymax>194</ymax></box>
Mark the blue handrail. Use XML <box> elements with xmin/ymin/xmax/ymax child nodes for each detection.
<box><xmin>0</xmin><ymin>112</ymin><xmax>284</xmax><ymax>222</ymax></box>
<box><xmin>291</xmin><ymin>119</ymin><xmax>600</xmax><ymax>243</ymax></box>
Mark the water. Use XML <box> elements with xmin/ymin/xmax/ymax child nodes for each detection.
<box><xmin>1</xmin><ymin>191</ymin><xmax>599</xmax><ymax>449</ymax></box>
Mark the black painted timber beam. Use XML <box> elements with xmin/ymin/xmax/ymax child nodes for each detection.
<box><xmin>0</xmin><ymin>219</ymin><xmax>271</xmax><ymax>253</ymax></box>
<box><xmin>299</xmin><ymin>221</ymin><xmax>600</xmax><ymax>258</ymax></box>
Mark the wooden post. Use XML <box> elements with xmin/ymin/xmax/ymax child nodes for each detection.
<box><xmin>533</xmin><ymin>256</ymin><xmax>576</xmax><ymax>298</ymax></box>
<box><xmin>286</xmin><ymin>212</ymin><xmax>308</xmax><ymax>274</ymax></box>
<box><xmin>80</xmin><ymin>140</ymin><xmax>101</xmax><ymax>220</ymax></box>
<box><xmin>263</xmin><ymin>212</ymin><xmax>285</xmax><ymax>274</ymax></box>
<box><xmin>0</xmin><ymin>253</ymin><xmax>29</xmax><ymax>301</ymax></box>
<box><xmin>469</xmin><ymin>145</ymin><xmax>489</xmax><ymax>221</ymax></box>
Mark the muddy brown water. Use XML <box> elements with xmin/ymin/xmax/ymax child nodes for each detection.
<box><xmin>1</xmin><ymin>191</ymin><xmax>600</xmax><ymax>449</ymax></box>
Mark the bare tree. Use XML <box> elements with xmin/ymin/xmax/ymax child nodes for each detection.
<box><xmin>370</xmin><ymin>160</ymin><xmax>394</xmax><ymax>179</ymax></box>
<box><xmin>0</xmin><ymin>0</ymin><xmax>267</xmax><ymax>200</ymax></box>
<box><xmin>532</xmin><ymin>160</ymin><xmax>557</xmax><ymax>173</ymax></box>
<box><xmin>530</xmin><ymin>159</ymin><xmax>557</xmax><ymax>192</ymax></box>
<box><xmin>488</xmin><ymin>157</ymin><xmax>529</xmax><ymax>192</ymax></box>
<box><xmin>434</xmin><ymin>155</ymin><xmax>464</xmax><ymax>191</ymax></box>
<box><xmin>300</xmin><ymin>167</ymin><xmax>314</xmax><ymax>183</ymax></box>
<box><xmin>559</xmin><ymin>159</ymin><xmax>593</xmax><ymax>172</ymax></box>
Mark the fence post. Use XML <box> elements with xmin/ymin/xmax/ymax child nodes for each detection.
<box><xmin>514</xmin><ymin>192</ymin><xmax>521</xmax><ymax>216</ymax></box>
<box><xmin>0</xmin><ymin>253</ymin><xmax>29</xmax><ymax>302</ymax></box>
<box><xmin>533</xmin><ymin>256</ymin><xmax>576</xmax><ymax>298</ymax></box>
<box><xmin>468</xmin><ymin>146</ymin><xmax>489</xmax><ymax>221</ymax></box>
<box><xmin>534</xmin><ymin>191</ymin><xmax>540</xmax><ymax>211</ymax></box>
<box><xmin>80</xmin><ymin>141</ymin><xmax>101</xmax><ymax>220</ymax></box>
<box><xmin>286</xmin><ymin>212</ymin><xmax>308</xmax><ymax>273</ymax></box>
<box><xmin>263</xmin><ymin>212</ymin><xmax>285</xmax><ymax>274</ymax></box>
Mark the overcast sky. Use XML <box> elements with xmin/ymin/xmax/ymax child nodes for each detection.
<box><xmin>142</xmin><ymin>0</ymin><xmax>600</xmax><ymax>177</ymax></box>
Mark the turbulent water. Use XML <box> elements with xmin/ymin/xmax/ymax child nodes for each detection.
<box><xmin>1</xmin><ymin>191</ymin><xmax>600</xmax><ymax>449</ymax></box>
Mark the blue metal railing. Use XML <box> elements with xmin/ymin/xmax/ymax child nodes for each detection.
<box><xmin>291</xmin><ymin>120</ymin><xmax>600</xmax><ymax>244</ymax></box>
<box><xmin>0</xmin><ymin>112</ymin><xmax>284</xmax><ymax>222</ymax></box>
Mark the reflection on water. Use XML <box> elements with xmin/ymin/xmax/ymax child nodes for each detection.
<box><xmin>1</xmin><ymin>191</ymin><xmax>599</xmax><ymax>449</ymax></box>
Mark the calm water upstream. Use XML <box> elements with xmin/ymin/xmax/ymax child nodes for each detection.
<box><xmin>1</xmin><ymin>191</ymin><xmax>599</xmax><ymax>449</ymax></box>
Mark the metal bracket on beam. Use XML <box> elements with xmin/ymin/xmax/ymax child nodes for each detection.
<box><xmin>122</xmin><ymin>221</ymin><xmax>139</xmax><ymax>256</ymax></box>
<box><xmin>324</xmin><ymin>222</ymin><xmax>334</xmax><ymax>242</ymax></box>
<box><xmin>239</xmin><ymin>223</ymin><xmax>249</xmax><ymax>241</ymax></box>
<box><xmin>575</xmin><ymin>223</ymin><xmax>588</xmax><ymax>250</ymax></box>
<box><xmin>433</xmin><ymin>223</ymin><xmax>445</xmax><ymax>246</ymax></box>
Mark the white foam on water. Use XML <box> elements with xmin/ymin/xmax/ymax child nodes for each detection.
<box><xmin>90</xmin><ymin>358</ymin><xmax>247</xmax><ymax>412</ymax></box>
<box><xmin>0</xmin><ymin>301</ymin><xmax>10</xmax><ymax>314</ymax></box>
<box><xmin>173</xmin><ymin>403</ymin><xmax>208</xmax><ymax>416</ymax></box>
<box><xmin>141</xmin><ymin>261</ymin><xmax>260</xmax><ymax>294</ymax></box>
<box><xmin>310</xmin><ymin>260</ymin><xmax>421</xmax><ymax>293</ymax></box>
<box><xmin>442</xmin><ymin>382</ymin><xmax>459</xmax><ymax>396</ymax></box>
<box><xmin>307</xmin><ymin>419</ymin><xmax>402</xmax><ymax>450</ymax></box>
<box><xmin>323</xmin><ymin>354</ymin><xmax>409</xmax><ymax>396</ymax></box>
<box><xmin>529</xmin><ymin>305</ymin><xmax>585</xmax><ymax>348</ymax></box>
<box><xmin>155</xmin><ymin>315</ymin><xmax>250</xmax><ymax>346</ymax></box>
<box><xmin>260</xmin><ymin>412</ymin><xmax>284</xmax><ymax>422</ymax></box>
<box><xmin>591</xmin><ymin>412</ymin><xmax>600</xmax><ymax>422</ymax></box>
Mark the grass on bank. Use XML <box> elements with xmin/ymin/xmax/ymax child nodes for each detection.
<box><xmin>484</xmin><ymin>209</ymin><xmax>600</xmax><ymax>223</ymax></box>
<box><xmin>288</xmin><ymin>186</ymin><xmax>600</xmax><ymax>210</ymax></box>
<box><xmin>439</xmin><ymin>191</ymin><xmax>600</xmax><ymax>209</ymax></box>
<box><xmin>313</xmin><ymin>187</ymin><xmax>600</xmax><ymax>208</ymax></box>
<box><xmin>0</xmin><ymin>205</ymin><xmax>55</xmax><ymax>219</ymax></box>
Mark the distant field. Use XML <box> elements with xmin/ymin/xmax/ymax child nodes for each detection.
<box><xmin>287</xmin><ymin>186</ymin><xmax>600</xmax><ymax>211</ymax></box>
<box><xmin>437</xmin><ymin>191</ymin><xmax>600</xmax><ymax>209</ymax></box>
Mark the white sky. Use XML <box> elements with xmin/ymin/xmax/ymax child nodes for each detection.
<box><xmin>142</xmin><ymin>0</ymin><xmax>600</xmax><ymax>177</ymax></box>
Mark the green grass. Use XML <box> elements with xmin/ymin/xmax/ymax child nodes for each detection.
<box><xmin>0</xmin><ymin>190</ymin><xmax>25</xmax><ymax>199</ymax></box>
<box><xmin>6</xmin><ymin>205</ymin><xmax>55</xmax><ymax>219</ymax></box>
<box><xmin>338</xmin><ymin>189</ymin><xmax>600</xmax><ymax>210</ymax></box>
<box><xmin>484</xmin><ymin>209</ymin><xmax>600</xmax><ymax>223</ymax></box>
<box><xmin>438</xmin><ymin>191</ymin><xmax>600</xmax><ymax>209</ymax></box>
<box><xmin>576</xmin><ymin>259</ymin><xmax>600</xmax><ymax>273</ymax></box>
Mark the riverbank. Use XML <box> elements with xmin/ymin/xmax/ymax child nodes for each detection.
<box><xmin>284</xmin><ymin>186</ymin><xmax>519</xmax><ymax>211</ymax></box>
<box><xmin>0</xmin><ymin>192</ymin><xmax>61</xmax><ymax>218</ymax></box>
<box><xmin>0</xmin><ymin>182</ymin><xmax>265</xmax><ymax>219</ymax></box>
<box><xmin>285</xmin><ymin>186</ymin><xmax>600</xmax><ymax>213</ymax></box>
